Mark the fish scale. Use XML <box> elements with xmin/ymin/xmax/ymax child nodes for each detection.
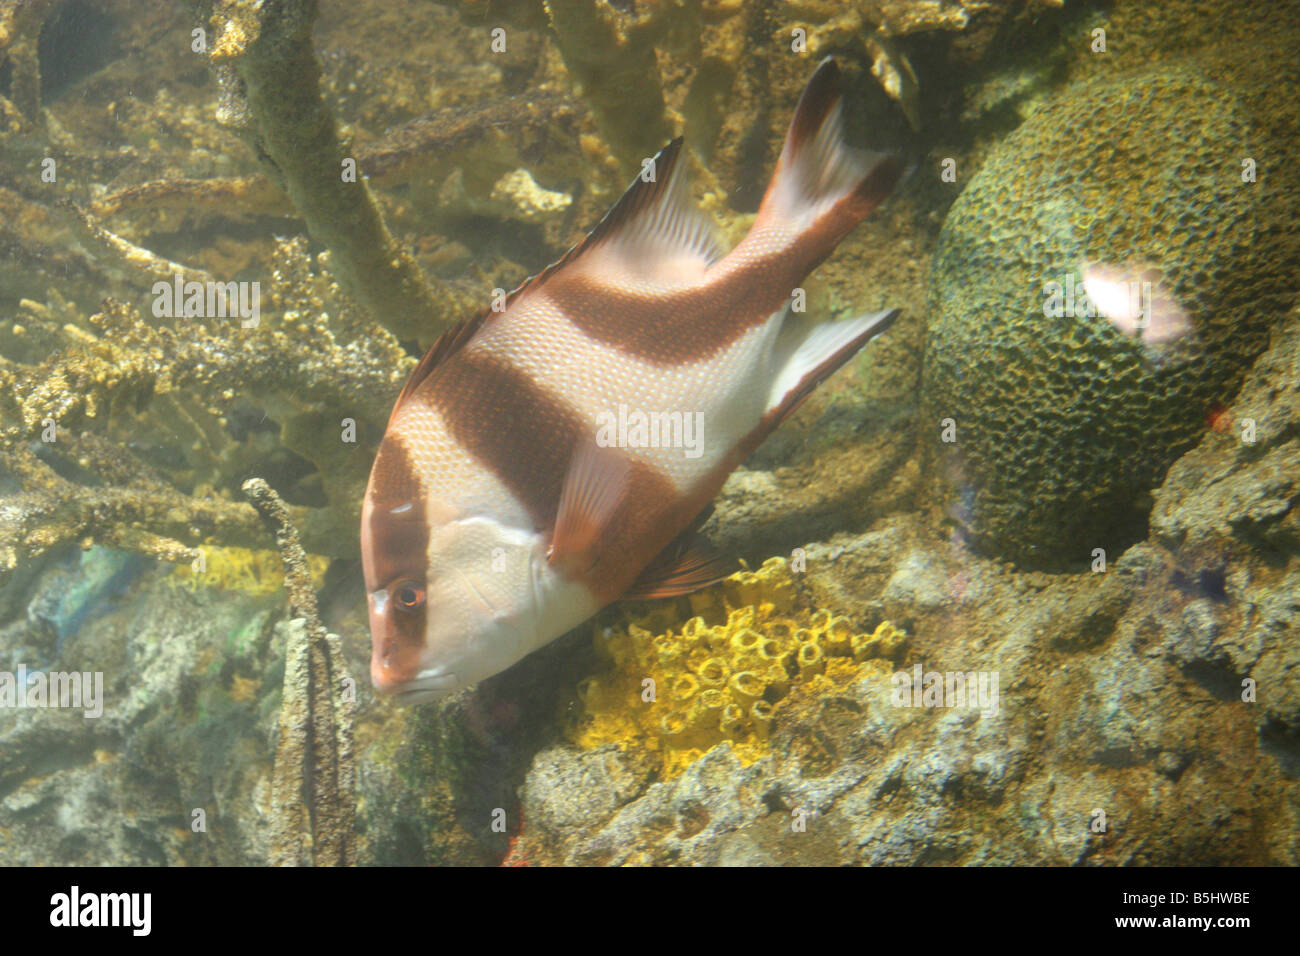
<box><xmin>468</xmin><ymin>298</ymin><xmax>776</xmax><ymax>488</ymax></box>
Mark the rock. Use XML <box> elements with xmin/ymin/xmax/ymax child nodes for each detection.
<box><xmin>881</xmin><ymin>549</ymin><xmax>951</xmax><ymax>611</ymax></box>
<box><xmin>1147</xmin><ymin>308</ymin><xmax>1300</xmax><ymax>774</ymax></box>
<box><xmin>0</xmin><ymin>551</ymin><xmax>286</xmax><ymax>865</ymax></box>
<box><xmin>510</xmin><ymin>494</ymin><xmax>1300</xmax><ymax>864</ymax></box>
<box><xmin>1151</xmin><ymin>314</ymin><xmax>1300</xmax><ymax>560</ymax></box>
<box><xmin>519</xmin><ymin>745</ymin><xmax>652</xmax><ymax>840</ymax></box>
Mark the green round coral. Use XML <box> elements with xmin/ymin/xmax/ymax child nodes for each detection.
<box><xmin>923</xmin><ymin>63</ymin><xmax>1298</xmax><ymax>567</ymax></box>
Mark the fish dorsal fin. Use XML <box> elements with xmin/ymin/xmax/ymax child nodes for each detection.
<box><xmin>391</xmin><ymin>310</ymin><xmax>488</xmax><ymax>419</ymax></box>
<box><xmin>392</xmin><ymin>141</ymin><xmax>722</xmax><ymax>415</ymax></box>
<box><xmin>622</xmin><ymin>531</ymin><xmax>737</xmax><ymax>601</ymax></box>
<box><xmin>540</xmin><ymin>138</ymin><xmax>724</xmax><ymax>292</ymax></box>
<box><xmin>548</xmin><ymin>439</ymin><xmax>631</xmax><ymax>577</ymax></box>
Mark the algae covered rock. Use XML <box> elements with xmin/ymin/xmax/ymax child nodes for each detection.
<box><xmin>923</xmin><ymin>63</ymin><xmax>1299</xmax><ymax>566</ymax></box>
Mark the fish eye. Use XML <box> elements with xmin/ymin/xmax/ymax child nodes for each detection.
<box><xmin>391</xmin><ymin>580</ymin><xmax>426</xmax><ymax>612</ymax></box>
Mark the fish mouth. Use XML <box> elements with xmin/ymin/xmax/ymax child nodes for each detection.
<box><xmin>383</xmin><ymin>671</ymin><xmax>462</xmax><ymax>705</ymax></box>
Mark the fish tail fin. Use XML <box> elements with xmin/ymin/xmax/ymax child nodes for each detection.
<box><xmin>752</xmin><ymin>56</ymin><xmax>902</xmax><ymax>255</ymax></box>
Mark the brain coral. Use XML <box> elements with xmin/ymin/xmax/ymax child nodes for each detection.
<box><xmin>923</xmin><ymin>63</ymin><xmax>1300</xmax><ymax>566</ymax></box>
<box><xmin>565</xmin><ymin>557</ymin><xmax>907</xmax><ymax>778</ymax></box>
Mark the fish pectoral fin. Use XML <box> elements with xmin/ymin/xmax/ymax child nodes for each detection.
<box><xmin>548</xmin><ymin>438</ymin><xmax>631</xmax><ymax>576</ymax></box>
<box><xmin>621</xmin><ymin>533</ymin><xmax>738</xmax><ymax>601</ymax></box>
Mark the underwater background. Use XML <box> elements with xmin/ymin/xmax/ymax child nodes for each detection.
<box><xmin>1</xmin><ymin>0</ymin><xmax>1298</xmax><ymax>866</ymax></box>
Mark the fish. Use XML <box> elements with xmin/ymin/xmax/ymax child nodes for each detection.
<box><xmin>361</xmin><ymin>56</ymin><xmax>903</xmax><ymax>704</ymax></box>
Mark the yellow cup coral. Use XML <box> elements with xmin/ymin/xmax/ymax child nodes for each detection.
<box><xmin>564</xmin><ymin>556</ymin><xmax>911</xmax><ymax>778</ymax></box>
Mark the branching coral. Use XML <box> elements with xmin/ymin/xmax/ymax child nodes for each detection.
<box><xmin>567</xmin><ymin>557</ymin><xmax>908</xmax><ymax>777</ymax></box>
<box><xmin>0</xmin><ymin>438</ymin><xmax>258</xmax><ymax>577</ymax></box>
<box><xmin>0</xmin><ymin>0</ymin><xmax>53</xmax><ymax>58</ymax></box>
<box><xmin>0</xmin><ymin>0</ymin><xmax>54</xmax><ymax>100</ymax></box>
<box><xmin>190</xmin><ymin>0</ymin><xmax>465</xmax><ymax>342</ymax></box>
<box><xmin>543</xmin><ymin>0</ymin><xmax>677</xmax><ymax>171</ymax></box>
<box><xmin>84</xmin><ymin>88</ymin><xmax>585</xmax><ymax>237</ymax></box>
<box><xmin>0</xmin><ymin>238</ymin><xmax>413</xmax><ymax>576</ymax></box>
<box><xmin>0</xmin><ymin>188</ymin><xmax>104</xmax><ymax>304</ymax></box>
<box><xmin>0</xmin><ymin>1</ymin><xmax>592</xmax><ymax>590</ymax></box>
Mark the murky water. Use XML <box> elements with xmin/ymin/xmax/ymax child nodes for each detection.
<box><xmin>1</xmin><ymin>0</ymin><xmax>1298</xmax><ymax>867</ymax></box>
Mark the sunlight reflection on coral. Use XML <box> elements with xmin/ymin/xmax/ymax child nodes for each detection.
<box><xmin>1082</xmin><ymin>261</ymin><xmax>1194</xmax><ymax>354</ymax></box>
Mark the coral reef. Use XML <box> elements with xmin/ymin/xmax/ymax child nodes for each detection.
<box><xmin>923</xmin><ymin>56</ymin><xmax>1300</xmax><ymax>567</ymax></box>
<box><xmin>2</xmin><ymin>0</ymin><xmax>1297</xmax><ymax>871</ymax></box>
<box><xmin>0</xmin><ymin>0</ymin><xmax>967</xmax><ymax>605</ymax></box>
<box><xmin>194</xmin><ymin>0</ymin><xmax>461</xmax><ymax>343</ymax></box>
<box><xmin>0</xmin><ymin>239</ymin><xmax>412</xmax><ymax>578</ymax></box>
<box><xmin>543</xmin><ymin>0</ymin><xmax>674</xmax><ymax>171</ymax></box>
<box><xmin>0</xmin><ymin>547</ymin><xmax>286</xmax><ymax>865</ymax></box>
<box><xmin>0</xmin><ymin>1</ymin><xmax>55</xmax><ymax>120</ymax></box>
<box><xmin>514</xmin><ymin>351</ymin><xmax>1300</xmax><ymax>864</ymax></box>
<box><xmin>567</xmin><ymin>558</ymin><xmax>907</xmax><ymax>777</ymax></box>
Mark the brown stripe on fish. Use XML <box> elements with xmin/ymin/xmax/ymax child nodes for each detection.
<box><xmin>584</xmin><ymin>442</ymin><xmax>751</xmax><ymax>604</ymax></box>
<box><xmin>540</xmin><ymin>252</ymin><xmax>801</xmax><ymax>366</ymax></box>
<box><xmin>586</xmin><ymin>308</ymin><xmax>902</xmax><ymax>603</ymax></box>
<box><xmin>539</xmin><ymin>156</ymin><xmax>900</xmax><ymax>367</ymax></box>
<box><xmin>409</xmin><ymin>346</ymin><xmax>697</xmax><ymax>601</ymax></box>
<box><xmin>363</xmin><ymin>434</ymin><xmax>431</xmax><ymax>686</ymax></box>
<box><xmin>796</xmin><ymin>154</ymin><xmax>904</xmax><ymax>271</ymax></box>
<box><xmin>363</xmin><ymin>435</ymin><xmax>430</xmax><ymax>591</ymax></box>
<box><xmin>422</xmin><ymin>348</ymin><xmax>586</xmax><ymax>530</ymax></box>
<box><xmin>369</xmin><ymin>432</ymin><xmax>424</xmax><ymax>507</ymax></box>
<box><xmin>784</xmin><ymin>55</ymin><xmax>841</xmax><ymax>158</ymax></box>
<box><xmin>370</xmin><ymin>567</ymin><xmax>428</xmax><ymax>685</ymax></box>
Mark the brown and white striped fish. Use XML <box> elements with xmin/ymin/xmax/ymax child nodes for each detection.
<box><xmin>362</xmin><ymin>57</ymin><xmax>903</xmax><ymax>703</ymax></box>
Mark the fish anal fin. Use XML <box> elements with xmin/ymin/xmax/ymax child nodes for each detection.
<box><xmin>765</xmin><ymin>307</ymin><xmax>900</xmax><ymax>431</ymax></box>
<box><xmin>621</xmin><ymin>533</ymin><xmax>737</xmax><ymax>601</ymax></box>
<box><xmin>548</xmin><ymin>439</ymin><xmax>631</xmax><ymax>577</ymax></box>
